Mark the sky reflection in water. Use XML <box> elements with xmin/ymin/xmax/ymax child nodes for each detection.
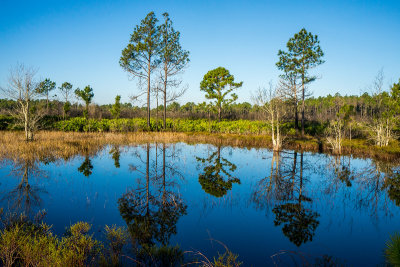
<box><xmin>0</xmin><ymin>142</ymin><xmax>399</xmax><ymax>266</ymax></box>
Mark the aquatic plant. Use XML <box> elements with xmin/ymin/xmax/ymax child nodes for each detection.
<box><xmin>385</xmin><ymin>232</ymin><xmax>400</xmax><ymax>266</ymax></box>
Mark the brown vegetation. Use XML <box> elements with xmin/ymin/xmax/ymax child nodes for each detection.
<box><xmin>0</xmin><ymin>131</ymin><xmax>399</xmax><ymax>163</ymax></box>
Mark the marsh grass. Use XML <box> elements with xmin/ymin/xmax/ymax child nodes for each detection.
<box><xmin>0</xmin><ymin>130</ymin><xmax>399</xmax><ymax>164</ymax></box>
<box><xmin>385</xmin><ymin>233</ymin><xmax>400</xmax><ymax>266</ymax></box>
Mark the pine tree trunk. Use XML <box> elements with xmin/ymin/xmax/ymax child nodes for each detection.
<box><xmin>163</xmin><ymin>69</ymin><xmax>168</xmax><ymax>129</ymax></box>
<box><xmin>301</xmin><ymin>73</ymin><xmax>305</xmax><ymax>137</ymax></box>
<box><xmin>147</xmin><ymin>56</ymin><xmax>151</xmax><ymax>128</ymax></box>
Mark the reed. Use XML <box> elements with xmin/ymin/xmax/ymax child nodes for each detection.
<box><xmin>0</xmin><ymin>131</ymin><xmax>399</xmax><ymax>163</ymax></box>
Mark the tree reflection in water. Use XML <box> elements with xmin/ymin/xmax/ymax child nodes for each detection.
<box><xmin>77</xmin><ymin>148</ymin><xmax>93</xmax><ymax>177</ymax></box>
<box><xmin>196</xmin><ymin>144</ymin><xmax>240</xmax><ymax>198</ymax></box>
<box><xmin>385</xmin><ymin>173</ymin><xmax>400</xmax><ymax>206</ymax></box>
<box><xmin>109</xmin><ymin>145</ymin><xmax>121</xmax><ymax>168</ymax></box>
<box><xmin>1</xmin><ymin>157</ymin><xmax>46</xmax><ymax>217</ymax></box>
<box><xmin>252</xmin><ymin>151</ymin><xmax>319</xmax><ymax>247</ymax></box>
<box><xmin>324</xmin><ymin>155</ymin><xmax>400</xmax><ymax>220</ymax></box>
<box><xmin>118</xmin><ymin>143</ymin><xmax>187</xmax><ymax>266</ymax></box>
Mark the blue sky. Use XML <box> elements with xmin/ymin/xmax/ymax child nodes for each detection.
<box><xmin>0</xmin><ymin>0</ymin><xmax>399</xmax><ymax>105</ymax></box>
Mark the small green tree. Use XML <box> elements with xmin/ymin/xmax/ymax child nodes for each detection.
<box><xmin>200</xmin><ymin>67</ymin><xmax>243</xmax><ymax>122</ymax></box>
<box><xmin>36</xmin><ymin>78</ymin><xmax>56</xmax><ymax>112</ymax></box>
<box><xmin>110</xmin><ymin>95</ymin><xmax>121</xmax><ymax>119</ymax></box>
<box><xmin>75</xmin><ymin>86</ymin><xmax>94</xmax><ymax>119</ymax></box>
<box><xmin>59</xmin><ymin>82</ymin><xmax>73</xmax><ymax>119</ymax></box>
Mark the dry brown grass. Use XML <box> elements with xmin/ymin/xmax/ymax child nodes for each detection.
<box><xmin>0</xmin><ymin>131</ymin><xmax>399</xmax><ymax>163</ymax></box>
<box><xmin>0</xmin><ymin>131</ymin><xmax>275</xmax><ymax>163</ymax></box>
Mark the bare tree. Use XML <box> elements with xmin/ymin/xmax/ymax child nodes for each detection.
<box><xmin>0</xmin><ymin>64</ymin><xmax>43</xmax><ymax>141</ymax></box>
<box><xmin>367</xmin><ymin>69</ymin><xmax>395</xmax><ymax>147</ymax></box>
<box><xmin>253</xmin><ymin>82</ymin><xmax>286</xmax><ymax>152</ymax></box>
<box><xmin>325</xmin><ymin>118</ymin><xmax>344</xmax><ymax>155</ymax></box>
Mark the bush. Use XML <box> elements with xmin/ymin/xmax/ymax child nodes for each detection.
<box><xmin>386</xmin><ymin>232</ymin><xmax>400</xmax><ymax>266</ymax></box>
<box><xmin>0</xmin><ymin>115</ymin><xmax>14</xmax><ymax>130</ymax></box>
<box><xmin>53</xmin><ymin>118</ymin><xmax>272</xmax><ymax>135</ymax></box>
<box><xmin>0</xmin><ymin>211</ymin><xmax>132</xmax><ymax>267</ymax></box>
<box><xmin>0</xmin><ymin>219</ymin><xmax>102</xmax><ymax>267</ymax></box>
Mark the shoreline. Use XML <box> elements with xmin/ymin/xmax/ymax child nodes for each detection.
<box><xmin>0</xmin><ymin>130</ymin><xmax>399</xmax><ymax>162</ymax></box>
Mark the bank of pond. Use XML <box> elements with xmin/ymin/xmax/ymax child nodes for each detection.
<box><xmin>0</xmin><ymin>134</ymin><xmax>400</xmax><ymax>266</ymax></box>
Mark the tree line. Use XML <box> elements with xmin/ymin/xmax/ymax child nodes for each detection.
<box><xmin>0</xmin><ymin>11</ymin><xmax>399</xmax><ymax>154</ymax></box>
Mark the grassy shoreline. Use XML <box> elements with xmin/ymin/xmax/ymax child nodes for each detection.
<box><xmin>0</xmin><ymin>130</ymin><xmax>399</xmax><ymax>162</ymax></box>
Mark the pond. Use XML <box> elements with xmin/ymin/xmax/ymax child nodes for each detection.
<box><xmin>0</xmin><ymin>141</ymin><xmax>399</xmax><ymax>266</ymax></box>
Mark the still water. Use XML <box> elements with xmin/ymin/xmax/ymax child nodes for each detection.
<box><xmin>0</xmin><ymin>142</ymin><xmax>399</xmax><ymax>266</ymax></box>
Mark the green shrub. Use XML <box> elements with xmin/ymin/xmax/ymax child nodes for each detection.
<box><xmin>0</xmin><ymin>115</ymin><xmax>14</xmax><ymax>130</ymax></box>
<box><xmin>52</xmin><ymin>118</ymin><xmax>272</xmax><ymax>135</ymax></box>
<box><xmin>0</xmin><ymin>217</ymin><xmax>104</xmax><ymax>267</ymax></box>
<box><xmin>386</xmin><ymin>232</ymin><xmax>400</xmax><ymax>266</ymax></box>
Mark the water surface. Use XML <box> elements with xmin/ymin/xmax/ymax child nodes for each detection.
<box><xmin>1</xmin><ymin>142</ymin><xmax>399</xmax><ymax>266</ymax></box>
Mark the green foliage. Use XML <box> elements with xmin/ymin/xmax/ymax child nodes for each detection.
<box><xmin>36</xmin><ymin>78</ymin><xmax>56</xmax><ymax>98</ymax></box>
<box><xmin>277</xmin><ymin>28</ymin><xmax>324</xmax><ymax>84</ymax></box>
<box><xmin>63</xmin><ymin>101</ymin><xmax>71</xmax><ymax>116</ymax></box>
<box><xmin>0</xmin><ymin>115</ymin><xmax>14</xmax><ymax>130</ymax></box>
<box><xmin>62</xmin><ymin>222</ymin><xmax>102</xmax><ymax>266</ymax></box>
<box><xmin>213</xmin><ymin>250</ymin><xmax>242</xmax><ymax>267</ymax></box>
<box><xmin>55</xmin><ymin>117</ymin><xmax>88</xmax><ymax>131</ymax></box>
<box><xmin>120</xmin><ymin>11</ymin><xmax>160</xmax><ymax>76</ymax></box>
<box><xmin>159</xmin><ymin>12</ymin><xmax>189</xmax><ymax>73</ymax></box>
<box><xmin>54</xmin><ymin>118</ymin><xmax>272</xmax><ymax>134</ymax></box>
<box><xmin>75</xmin><ymin>86</ymin><xmax>94</xmax><ymax>119</ymax></box>
<box><xmin>392</xmin><ymin>80</ymin><xmax>400</xmax><ymax>101</ymax></box>
<box><xmin>0</xmin><ymin>218</ymin><xmax>102</xmax><ymax>267</ymax></box>
<box><xmin>200</xmin><ymin>67</ymin><xmax>243</xmax><ymax>121</ymax></box>
<box><xmin>110</xmin><ymin>95</ymin><xmax>121</xmax><ymax>119</ymax></box>
<box><xmin>59</xmin><ymin>82</ymin><xmax>73</xmax><ymax>96</ymax></box>
<box><xmin>104</xmin><ymin>224</ymin><xmax>127</xmax><ymax>262</ymax></box>
<box><xmin>386</xmin><ymin>232</ymin><xmax>400</xmax><ymax>266</ymax></box>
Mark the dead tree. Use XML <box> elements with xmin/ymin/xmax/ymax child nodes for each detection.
<box><xmin>367</xmin><ymin>69</ymin><xmax>395</xmax><ymax>147</ymax></box>
<box><xmin>253</xmin><ymin>82</ymin><xmax>286</xmax><ymax>152</ymax></box>
<box><xmin>0</xmin><ymin>64</ymin><xmax>43</xmax><ymax>141</ymax></box>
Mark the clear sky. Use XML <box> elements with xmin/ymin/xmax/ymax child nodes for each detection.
<box><xmin>1</xmin><ymin>0</ymin><xmax>399</xmax><ymax>105</ymax></box>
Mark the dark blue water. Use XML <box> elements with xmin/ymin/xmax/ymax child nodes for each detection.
<box><xmin>0</xmin><ymin>142</ymin><xmax>399</xmax><ymax>266</ymax></box>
